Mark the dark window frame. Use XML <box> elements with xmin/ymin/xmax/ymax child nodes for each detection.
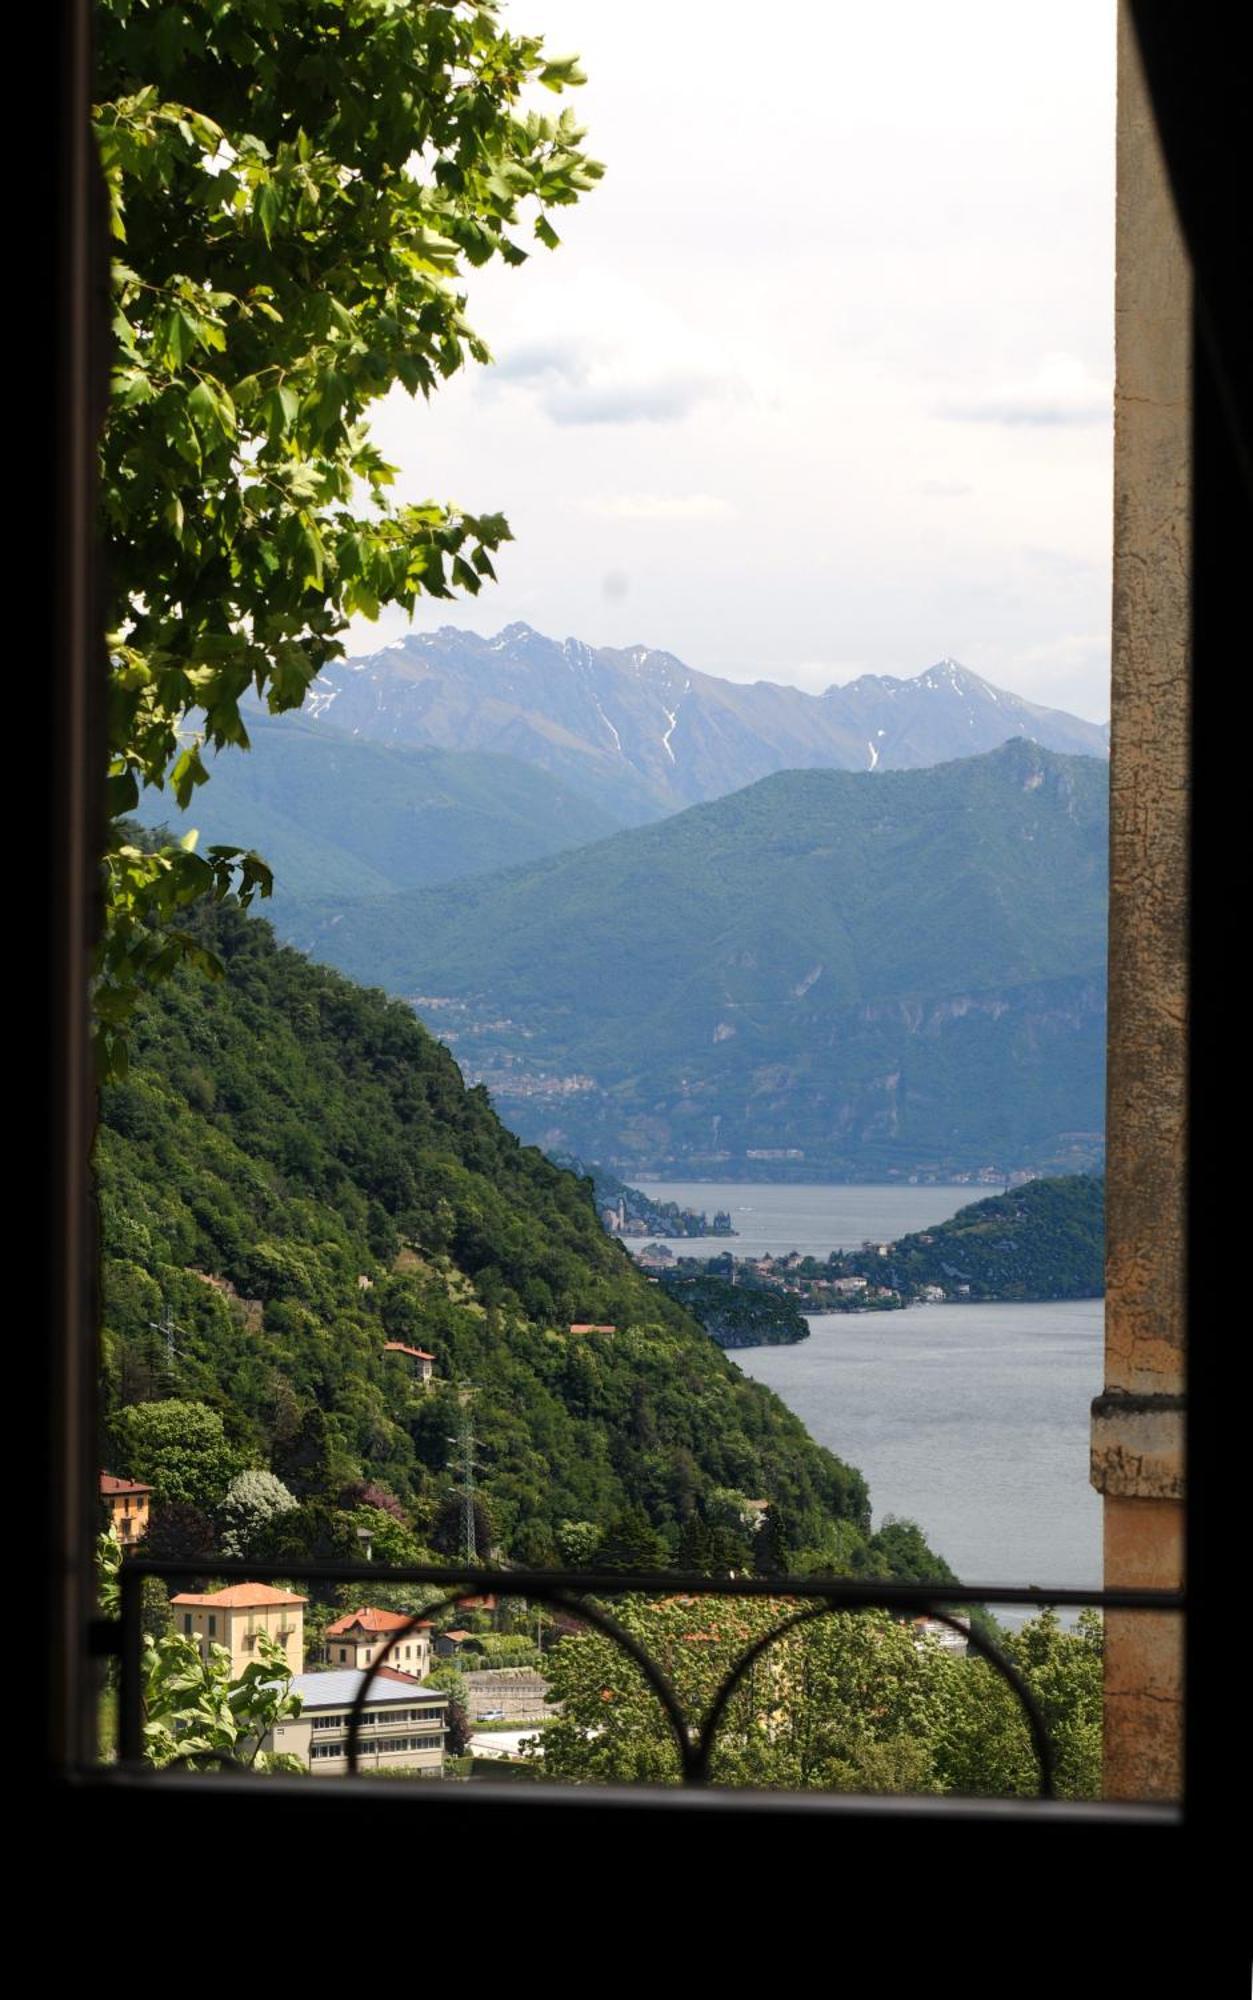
<box><xmin>36</xmin><ymin>0</ymin><xmax>1243</xmax><ymax>1894</ymax></box>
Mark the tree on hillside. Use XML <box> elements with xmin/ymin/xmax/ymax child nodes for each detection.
<box><xmin>114</xmin><ymin>1397</ymin><xmax>239</xmax><ymax>1512</ymax></box>
<box><xmin>535</xmin><ymin>1601</ymin><xmax>1102</xmax><ymax>1799</ymax></box>
<box><xmin>218</xmin><ymin>1468</ymin><xmax>298</xmax><ymax>1558</ymax></box>
<box><xmin>591</xmin><ymin>1505</ymin><xmax>670</xmax><ymax>1572</ymax></box>
<box><xmin>93</xmin><ymin>0</ymin><xmax>602</xmax><ymax>1074</ymax></box>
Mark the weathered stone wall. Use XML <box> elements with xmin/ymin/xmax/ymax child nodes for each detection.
<box><xmin>1092</xmin><ymin>0</ymin><xmax>1190</xmax><ymax>1802</ymax></box>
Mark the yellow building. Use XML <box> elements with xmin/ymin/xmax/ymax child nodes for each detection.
<box><xmin>169</xmin><ymin>1582</ymin><xmax>306</xmax><ymax>1678</ymax></box>
<box><xmin>100</xmin><ymin>1472</ymin><xmax>152</xmax><ymax>1551</ymax></box>
<box><xmin>324</xmin><ymin>1606</ymin><xmax>432</xmax><ymax>1678</ymax></box>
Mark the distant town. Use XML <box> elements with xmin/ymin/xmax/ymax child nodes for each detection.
<box><xmin>633</xmin><ymin>1174</ymin><xmax>1106</xmax><ymax>1347</ymax></box>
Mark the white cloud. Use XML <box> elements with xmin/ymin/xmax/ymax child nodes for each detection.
<box><xmin>352</xmin><ymin>1</ymin><xmax>1116</xmax><ymax>721</ymax></box>
<box><xmin>995</xmin><ymin>631</ymin><xmax>1111</xmax><ymax>719</ymax></box>
<box><xmin>583</xmin><ymin>493</ymin><xmax>735</xmax><ymax>520</ymax></box>
<box><xmin>937</xmin><ymin>353</ymin><xmax>1112</xmax><ymax>428</ymax></box>
<box><xmin>478</xmin><ymin>270</ymin><xmax>734</xmax><ymax>426</ymax></box>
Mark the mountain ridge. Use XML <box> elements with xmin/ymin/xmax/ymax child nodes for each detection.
<box><xmin>282</xmin><ymin>739</ymin><xmax>1110</xmax><ymax>1180</ymax></box>
<box><xmin>303</xmin><ymin>622</ymin><xmax>1110</xmax><ymax>824</ymax></box>
<box><xmin>134</xmin><ymin>707</ymin><xmax>625</xmax><ymax>901</ymax></box>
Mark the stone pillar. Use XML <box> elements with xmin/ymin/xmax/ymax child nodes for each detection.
<box><xmin>1091</xmin><ymin>1</ymin><xmax>1190</xmax><ymax>1802</ymax></box>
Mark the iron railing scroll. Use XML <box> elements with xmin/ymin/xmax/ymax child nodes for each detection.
<box><xmin>104</xmin><ymin>1559</ymin><xmax>1185</xmax><ymax>1804</ymax></box>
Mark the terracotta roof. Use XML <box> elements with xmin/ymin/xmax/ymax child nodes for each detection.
<box><xmin>169</xmin><ymin>1583</ymin><xmax>308</xmax><ymax>1609</ymax></box>
<box><xmin>443</xmin><ymin>1629</ymin><xmax>473</xmax><ymax>1642</ymax></box>
<box><xmin>100</xmin><ymin>1473</ymin><xmax>153</xmax><ymax>1496</ymax></box>
<box><xmin>325</xmin><ymin>1607</ymin><xmax>419</xmax><ymax>1636</ymax></box>
<box><xmin>382</xmin><ymin>1342</ymin><xmax>436</xmax><ymax>1361</ymax></box>
<box><xmin>569</xmin><ymin>1323</ymin><xmax>616</xmax><ymax>1333</ymax></box>
<box><xmin>457</xmin><ymin>1595</ymin><xmax>498</xmax><ymax>1611</ymax></box>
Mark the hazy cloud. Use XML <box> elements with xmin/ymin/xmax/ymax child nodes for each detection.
<box><xmin>357</xmin><ymin>4</ymin><xmax>1116</xmax><ymax>722</ymax></box>
<box><xmin>494</xmin><ymin>339</ymin><xmax>588</xmax><ymax>384</ymax></box>
<box><xmin>496</xmin><ymin>343</ymin><xmax>722</xmax><ymax>426</ymax></box>
<box><xmin>584</xmin><ymin>492</ymin><xmax>735</xmax><ymax>520</ymax></box>
<box><xmin>937</xmin><ymin>353</ymin><xmax>1112</xmax><ymax>428</ymax></box>
<box><xmin>487</xmin><ymin>279</ymin><xmax>731</xmax><ymax>426</ymax></box>
<box><xmin>544</xmin><ymin>376</ymin><xmax>718</xmax><ymax>425</ymax></box>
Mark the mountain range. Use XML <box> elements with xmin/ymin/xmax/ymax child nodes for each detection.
<box><xmin>301</xmin><ymin>622</ymin><xmax>1110</xmax><ymax>825</ymax></box>
<box><xmin>284</xmin><ymin>739</ymin><xmax>1109</xmax><ymax>1180</ymax></box>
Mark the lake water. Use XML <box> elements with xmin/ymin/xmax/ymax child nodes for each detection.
<box><xmin>737</xmin><ymin>1300</ymin><xmax>1103</xmax><ymax>1606</ymax></box>
<box><xmin>636</xmin><ymin>1183</ymin><xmax>1103</xmax><ymax>1610</ymax></box>
<box><xmin>631</xmin><ymin>1180</ymin><xmax>982</xmax><ymax>1259</ymax></box>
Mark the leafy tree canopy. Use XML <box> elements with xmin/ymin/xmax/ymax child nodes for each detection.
<box><xmin>113</xmin><ymin>1396</ymin><xmax>240</xmax><ymax>1511</ymax></box>
<box><xmin>218</xmin><ymin>1466</ymin><xmax>298</xmax><ymax>1558</ymax></box>
<box><xmin>93</xmin><ymin>0</ymin><xmax>602</xmax><ymax>1074</ymax></box>
<box><xmin>535</xmin><ymin>1598</ymin><xmax>1104</xmax><ymax>1800</ymax></box>
<box><xmin>97</xmin><ymin>905</ymin><xmax>883</xmax><ymax>1571</ymax></box>
<box><xmin>141</xmin><ymin>1627</ymin><xmax>304</xmax><ymax>1771</ymax></box>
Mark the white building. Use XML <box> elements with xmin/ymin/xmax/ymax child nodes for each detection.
<box><xmin>912</xmin><ymin>1616</ymin><xmax>970</xmax><ymax>1658</ymax></box>
<box><xmin>267</xmin><ymin>1668</ymin><xmax>448</xmax><ymax>1775</ymax></box>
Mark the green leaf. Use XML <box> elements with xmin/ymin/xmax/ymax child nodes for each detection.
<box><xmin>170</xmin><ymin>742</ymin><xmax>209</xmax><ymax>809</ymax></box>
<box><xmin>254</xmin><ymin>180</ymin><xmax>281</xmax><ymax>245</ymax></box>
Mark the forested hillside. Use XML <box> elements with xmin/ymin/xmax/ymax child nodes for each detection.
<box><xmin>850</xmin><ymin>1174</ymin><xmax>1105</xmax><ymax>1302</ymax></box>
<box><xmin>97</xmin><ymin>905</ymin><xmax>940</xmax><ymax>1575</ymax></box>
<box><xmin>285</xmin><ymin>739</ymin><xmax>1109</xmax><ymax>1178</ymax></box>
<box><xmin>135</xmin><ymin>708</ymin><xmax>622</xmax><ymax>902</ymax></box>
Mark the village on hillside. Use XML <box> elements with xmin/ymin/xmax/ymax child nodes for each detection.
<box><xmin>100</xmin><ymin>1471</ymin><xmax>970</xmax><ymax>1779</ymax></box>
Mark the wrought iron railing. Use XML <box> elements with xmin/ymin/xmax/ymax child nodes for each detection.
<box><xmin>103</xmin><ymin>1558</ymin><xmax>1184</xmax><ymax>1803</ymax></box>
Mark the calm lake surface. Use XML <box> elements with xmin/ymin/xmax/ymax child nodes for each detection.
<box><xmin>631</xmin><ymin>1180</ymin><xmax>979</xmax><ymax>1259</ymax></box>
<box><xmin>635</xmin><ymin>1184</ymin><xmax>1102</xmax><ymax>1609</ymax></box>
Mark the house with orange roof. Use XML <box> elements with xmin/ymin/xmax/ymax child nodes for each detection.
<box><xmin>434</xmin><ymin>1627</ymin><xmax>477</xmax><ymax>1658</ymax></box>
<box><xmin>100</xmin><ymin>1472</ymin><xmax>152</xmax><ymax>1551</ymax></box>
<box><xmin>169</xmin><ymin>1582</ymin><xmax>307</xmax><ymax>1677</ymax></box>
<box><xmin>382</xmin><ymin>1341</ymin><xmax>436</xmax><ymax>1385</ymax></box>
<box><xmin>324</xmin><ymin>1606</ymin><xmax>433</xmax><ymax>1679</ymax></box>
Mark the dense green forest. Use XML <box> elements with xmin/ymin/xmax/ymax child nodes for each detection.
<box><xmin>657</xmin><ymin>1273</ymin><xmax>810</xmax><ymax>1348</ymax></box>
<box><xmin>667</xmin><ymin>1174</ymin><xmax>1106</xmax><ymax>1334</ymax></box>
<box><xmin>98</xmin><ymin>903</ymin><xmax>951</xmax><ymax>1580</ymax></box>
<box><xmin>281</xmin><ymin>740</ymin><xmax>1109</xmax><ymax>1178</ymax></box>
<box><xmin>842</xmin><ymin>1174</ymin><xmax>1105</xmax><ymax>1302</ymax></box>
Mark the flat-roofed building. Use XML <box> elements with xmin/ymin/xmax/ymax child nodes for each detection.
<box><xmin>100</xmin><ymin>1472</ymin><xmax>152</xmax><ymax>1551</ymax></box>
<box><xmin>267</xmin><ymin>1668</ymin><xmax>447</xmax><ymax>1775</ymax></box>
<box><xmin>324</xmin><ymin>1606</ymin><xmax>432</xmax><ymax>1678</ymax></box>
<box><xmin>170</xmin><ymin>1582</ymin><xmax>306</xmax><ymax>1678</ymax></box>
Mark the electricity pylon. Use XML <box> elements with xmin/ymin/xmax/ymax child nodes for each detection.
<box><xmin>446</xmin><ymin>1384</ymin><xmax>481</xmax><ymax>1563</ymax></box>
<box><xmin>146</xmin><ymin>1303</ymin><xmax>186</xmax><ymax>1387</ymax></box>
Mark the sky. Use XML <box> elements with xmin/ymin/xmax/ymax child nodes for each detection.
<box><xmin>349</xmin><ymin>0</ymin><xmax>1117</xmax><ymax>722</ymax></box>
